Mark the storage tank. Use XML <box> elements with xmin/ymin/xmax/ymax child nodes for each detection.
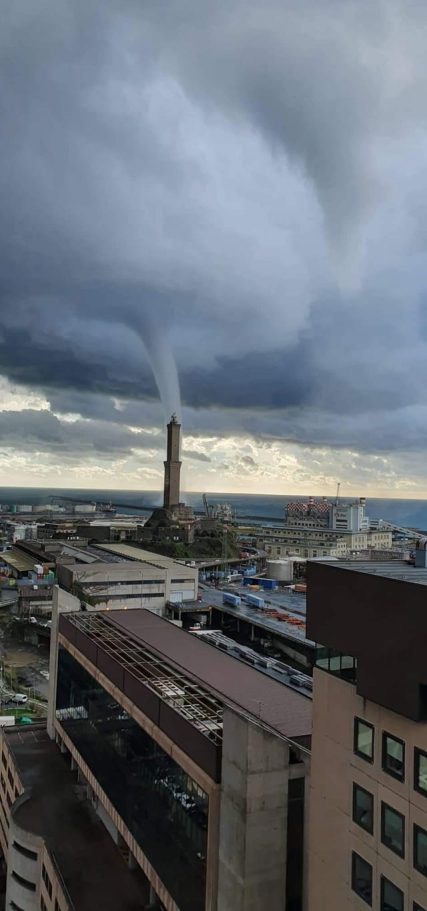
<box><xmin>73</xmin><ymin>504</ymin><xmax>96</xmax><ymax>514</ymax></box>
<box><xmin>266</xmin><ymin>559</ymin><xmax>294</xmax><ymax>583</ymax></box>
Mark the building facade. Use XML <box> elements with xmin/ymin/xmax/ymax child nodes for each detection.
<box><xmin>306</xmin><ymin>560</ymin><xmax>427</xmax><ymax>911</ymax></box>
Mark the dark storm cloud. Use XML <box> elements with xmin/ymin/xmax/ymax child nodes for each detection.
<box><xmin>0</xmin><ymin>409</ymin><xmax>162</xmax><ymax>457</ymax></box>
<box><xmin>1</xmin><ymin>1</ymin><xmax>427</xmax><ymax>462</ymax></box>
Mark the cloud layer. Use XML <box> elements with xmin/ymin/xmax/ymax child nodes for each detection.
<box><xmin>2</xmin><ymin>1</ymin><xmax>427</xmax><ymax>493</ymax></box>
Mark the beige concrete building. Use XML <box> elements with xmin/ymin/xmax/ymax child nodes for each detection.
<box><xmin>56</xmin><ymin>542</ymin><xmax>198</xmax><ymax>613</ymax></box>
<box><xmin>306</xmin><ymin>559</ymin><xmax>427</xmax><ymax>911</ymax></box>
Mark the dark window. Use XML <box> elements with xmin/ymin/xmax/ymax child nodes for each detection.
<box><xmin>353</xmin><ymin>783</ymin><xmax>374</xmax><ymax>834</ymax></box>
<box><xmin>381</xmin><ymin>803</ymin><xmax>405</xmax><ymax>857</ymax></box>
<box><xmin>42</xmin><ymin>865</ymin><xmax>52</xmax><ymax>899</ymax></box>
<box><xmin>55</xmin><ymin>901</ymin><xmax>61</xmax><ymax>911</ymax></box>
<box><xmin>414</xmin><ymin>824</ymin><xmax>427</xmax><ymax>877</ymax></box>
<box><xmin>414</xmin><ymin>748</ymin><xmax>427</xmax><ymax>796</ymax></box>
<box><xmin>40</xmin><ymin>898</ymin><xmax>47</xmax><ymax>911</ymax></box>
<box><xmin>380</xmin><ymin>876</ymin><xmax>404</xmax><ymax>911</ymax></box>
<box><xmin>414</xmin><ymin>904</ymin><xmax>426</xmax><ymax>911</ymax></box>
<box><xmin>382</xmin><ymin>732</ymin><xmax>405</xmax><ymax>781</ymax></box>
<box><xmin>7</xmin><ymin>769</ymin><xmax>13</xmax><ymax>786</ymax></box>
<box><xmin>351</xmin><ymin>852</ymin><xmax>372</xmax><ymax>905</ymax></box>
<box><xmin>354</xmin><ymin>718</ymin><xmax>374</xmax><ymax>762</ymax></box>
<box><xmin>0</xmin><ymin>774</ymin><xmax>5</xmax><ymax>791</ymax></box>
<box><xmin>13</xmin><ymin>840</ymin><xmax>37</xmax><ymax>860</ymax></box>
<box><xmin>1</xmin><ymin>751</ymin><xmax>7</xmax><ymax>768</ymax></box>
<box><xmin>11</xmin><ymin>871</ymin><xmax>36</xmax><ymax>892</ymax></box>
<box><xmin>9</xmin><ymin>902</ymin><xmax>26</xmax><ymax>911</ymax></box>
<box><xmin>55</xmin><ymin>647</ymin><xmax>208</xmax><ymax>911</ymax></box>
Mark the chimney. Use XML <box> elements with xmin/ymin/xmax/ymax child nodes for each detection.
<box><xmin>163</xmin><ymin>414</ymin><xmax>182</xmax><ymax>509</ymax></box>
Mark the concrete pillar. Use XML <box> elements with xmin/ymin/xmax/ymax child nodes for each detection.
<box><xmin>302</xmin><ymin>758</ymin><xmax>311</xmax><ymax>911</ymax></box>
<box><xmin>47</xmin><ymin>585</ymin><xmax>80</xmax><ymax>739</ymax></box>
<box><xmin>217</xmin><ymin>708</ymin><xmax>289</xmax><ymax>911</ymax></box>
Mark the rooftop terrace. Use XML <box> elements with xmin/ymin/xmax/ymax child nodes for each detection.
<box><xmin>59</xmin><ymin>610</ymin><xmax>312</xmax><ymax>778</ymax></box>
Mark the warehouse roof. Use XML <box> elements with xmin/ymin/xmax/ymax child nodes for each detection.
<box><xmin>95</xmin><ymin>543</ymin><xmax>197</xmax><ymax>574</ymax></box>
<box><xmin>0</xmin><ymin>548</ymin><xmax>38</xmax><ymax>573</ymax></box>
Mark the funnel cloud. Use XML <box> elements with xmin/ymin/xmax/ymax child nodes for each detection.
<box><xmin>0</xmin><ymin>2</ymin><xmax>427</xmax><ymax>493</ymax></box>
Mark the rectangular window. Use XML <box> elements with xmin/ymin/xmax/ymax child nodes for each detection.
<box><xmin>382</xmin><ymin>732</ymin><xmax>405</xmax><ymax>781</ymax></box>
<box><xmin>414</xmin><ymin>824</ymin><xmax>427</xmax><ymax>877</ymax></box>
<box><xmin>351</xmin><ymin>852</ymin><xmax>372</xmax><ymax>905</ymax></box>
<box><xmin>380</xmin><ymin>876</ymin><xmax>404</xmax><ymax>911</ymax></box>
<box><xmin>353</xmin><ymin>783</ymin><xmax>374</xmax><ymax>834</ymax></box>
<box><xmin>415</xmin><ymin>748</ymin><xmax>427</xmax><ymax>796</ymax></box>
<box><xmin>354</xmin><ymin>718</ymin><xmax>374</xmax><ymax>762</ymax></box>
<box><xmin>381</xmin><ymin>803</ymin><xmax>405</xmax><ymax>858</ymax></box>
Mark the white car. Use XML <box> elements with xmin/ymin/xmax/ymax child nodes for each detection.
<box><xmin>12</xmin><ymin>693</ymin><xmax>28</xmax><ymax>704</ymax></box>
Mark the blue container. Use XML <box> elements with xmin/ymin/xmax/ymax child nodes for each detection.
<box><xmin>223</xmin><ymin>592</ymin><xmax>241</xmax><ymax>607</ymax></box>
<box><xmin>260</xmin><ymin>578</ymin><xmax>278</xmax><ymax>590</ymax></box>
<box><xmin>245</xmin><ymin>593</ymin><xmax>265</xmax><ymax>609</ymax></box>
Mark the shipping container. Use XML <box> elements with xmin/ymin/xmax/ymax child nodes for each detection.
<box><xmin>223</xmin><ymin>592</ymin><xmax>241</xmax><ymax>607</ymax></box>
<box><xmin>244</xmin><ymin>593</ymin><xmax>265</xmax><ymax>609</ymax></box>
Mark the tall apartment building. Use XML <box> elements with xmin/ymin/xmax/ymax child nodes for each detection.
<box><xmin>306</xmin><ymin>559</ymin><xmax>427</xmax><ymax>911</ymax></box>
<box><xmin>0</xmin><ymin>585</ymin><xmax>311</xmax><ymax>911</ymax></box>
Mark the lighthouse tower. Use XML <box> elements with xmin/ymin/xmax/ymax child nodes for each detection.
<box><xmin>163</xmin><ymin>414</ymin><xmax>182</xmax><ymax>510</ymax></box>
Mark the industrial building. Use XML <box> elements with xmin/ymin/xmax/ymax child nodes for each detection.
<box><xmin>56</xmin><ymin>543</ymin><xmax>198</xmax><ymax>612</ymax></box>
<box><xmin>0</xmin><ymin>585</ymin><xmax>312</xmax><ymax>911</ymax></box>
<box><xmin>306</xmin><ymin>558</ymin><xmax>427</xmax><ymax>911</ymax></box>
<box><xmin>284</xmin><ymin>496</ymin><xmax>369</xmax><ymax>532</ymax></box>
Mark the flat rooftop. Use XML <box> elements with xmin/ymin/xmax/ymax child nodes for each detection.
<box><xmin>60</xmin><ymin>610</ymin><xmax>312</xmax><ymax>748</ymax></box>
<box><xmin>6</xmin><ymin>726</ymin><xmax>149</xmax><ymax>911</ymax></box>
<box><xmin>95</xmin><ymin>543</ymin><xmax>196</xmax><ymax>573</ymax></box>
<box><xmin>319</xmin><ymin>559</ymin><xmax>427</xmax><ymax>585</ymax></box>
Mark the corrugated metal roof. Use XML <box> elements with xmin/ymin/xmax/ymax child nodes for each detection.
<box><xmin>106</xmin><ymin>609</ymin><xmax>312</xmax><ymax>741</ymax></box>
<box><xmin>96</xmin><ymin>543</ymin><xmax>197</xmax><ymax>574</ymax></box>
<box><xmin>0</xmin><ymin>548</ymin><xmax>37</xmax><ymax>572</ymax></box>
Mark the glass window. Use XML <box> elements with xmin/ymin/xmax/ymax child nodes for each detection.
<box><xmin>380</xmin><ymin>876</ymin><xmax>404</xmax><ymax>911</ymax></box>
<box><xmin>56</xmin><ymin>647</ymin><xmax>208</xmax><ymax>911</ymax></box>
<box><xmin>354</xmin><ymin>718</ymin><xmax>374</xmax><ymax>762</ymax></box>
<box><xmin>414</xmin><ymin>824</ymin><xmax>427</xmax><ymax>877</ymax></box>
<box><xmin>414</xmin><ymin>748</ymin><xmax>427</xmax><ymax>796</ymax></box>
<box><xmin>382</xmin><ymin>732</ymin><xmax>405</xmax><ymax>781</ymax></box>
<box><xmin>414</xmin><ymin>903</ymin><xmax>426</xmax><ymax>911</ymax></box>
<box><xmin>353</xmin><ymin>783</ymin><xmax>374</xmax><ymax>834</ymax></box>
<box><xmin>381</xmin><ymin>803</ymin><xmax>405</xmax><ymax>857</ymax></box>
<box><xmin>351</xmin><ymin>852</ymin><xmax>372</xmax><ymax>905</ymax></box>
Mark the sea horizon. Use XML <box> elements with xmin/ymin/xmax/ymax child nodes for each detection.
<box><xmin>2</xmin><ymin>486</ymin><xmax>427</xmax><ymax>529</ymax></box>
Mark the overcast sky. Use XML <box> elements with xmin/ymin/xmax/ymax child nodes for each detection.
<box><xmin>2</xmin><ymin>1</ymin><xmax>427</xmax><ymax>497</ymax></box>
